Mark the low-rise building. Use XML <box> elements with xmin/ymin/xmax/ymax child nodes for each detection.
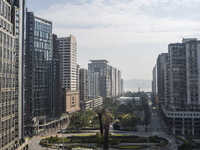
<box><xmin>81</xmin><ymin>97</ymin><xmax>103</xmax><ymax>111</ymax></box>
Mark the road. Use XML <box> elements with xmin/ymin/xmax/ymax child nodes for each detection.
<box><xmin>146</xmin><ymin>97</ymin><xmax>179</xmax><ymax>150</ymax></box>
<box><xmin>29</xmin><ymin>124</ymin><xmax>69</xmax><ymax>150</ymax></box>
<box><xmin>29</xmin><ymin>98</ymin><xmax>180</xmax><ymax>150</ymax></box>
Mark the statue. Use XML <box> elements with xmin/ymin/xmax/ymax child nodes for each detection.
<box><xmin>98</xmin><ymin>108</ymin><xmax>110</xmax><ymax>149</ymax></box>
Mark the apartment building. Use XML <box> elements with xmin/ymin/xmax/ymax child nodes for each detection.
<box><xmin>88</xmin><ymin>60</ymin><xmax>111</xmax><ymax>98</ymax></box>
<box><xmin>88</xmin><ymin>59</ymin><xmax>123</xmax><ymax>98</ymax></box>
<box><xmin>0</xmin><ymin>0</ymin><xmax>28</xmax><ymax>149</ymax></box>
<box><xmin>57</xmin><ymin>35</ymin><xmax>78</xmax><ymax>91</ymax></box>
<box><xmin>79</xmin><ymin>68</ymin><xmax>88</xmax><ymax>101</ymax></box>
<box><xmin>57</xmin><ymin>35</ymin><xmax>80</xmax><ymax>114</ymax></box>
<box><xmin>160</xmin><ymin>38</ymin><xmax>200</xmax><ymax>135</ymax></box>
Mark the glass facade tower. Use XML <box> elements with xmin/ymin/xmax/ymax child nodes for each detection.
<box><xmin>25</xmin><ymin>12</ymin><xmax>52</xmax><ymax>134</ymax></box>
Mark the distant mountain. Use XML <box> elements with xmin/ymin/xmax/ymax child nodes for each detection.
<box><xmin>124</xmin><ymin>79</ymin><xmax>151</xmax><ymax>92</ymax></box>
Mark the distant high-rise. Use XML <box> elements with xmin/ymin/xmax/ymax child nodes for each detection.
<box><xmin>110</xmin><ymin>66</ymin><xmax>116</xmax><ymax>97</ymax></box>
<box><xmin>115</xmin><ymin>68</ymin><xmax>119</xmax><ymax>96</ymax></box>
<box><xmin>88</xmin><ymin>59</ymin><xmax>123</xmax><ymax>98</ymax></box>
<box><xmin>88</xmin><ymin>71</ymin><xmax>100</xmax><ymax>98</ymax></box>
<box><xmin>57</xmin><ymin>35</ymin><xmax>78</xmax><ymax>91</ymax></box>
<box><xmin>160</xmin><ymin>38</ymin><xmax>200</xmax><ymax>135</ymax></box>
<box><xmin>157</xmin><ymin>53</ymin><xmax>167</xmax><ymax>102</ymax></box>
<box><xmin>0</xmin><ymin>0</ymin><xmax>28</xmax><ymax>149</ymax></box>
<box><xmin>152</xmin><ymin>65</ymin><xmax>157</xmax><ymax>95</ymax></box>
<box><xmin>121</xmin><ymin>79</ymin><xmax>124</xmax><ymax>94</ymax></box>
<box><xmin>79</xmin><ymin>68</ymin><xmax>88</xmax><ymax>101</ymax></box>
<box><xmin>118</xmin><ymin>70</ymin><xmax>122</xmax><ymax>95</ymax></box>
<box><xmin>25</xmin><ymin>12</ymin><xmax>52</xmax><ymax>134</ymax></box>
<box><xmin>88</xmin><ymin>60</ymin><xmax>111</xmax><ymax>98</ymax></box>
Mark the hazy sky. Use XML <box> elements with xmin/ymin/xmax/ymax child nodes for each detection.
<box><xmin>26</xmin><ymin>0</ymin><xmax>200</xmax><ymax>80</ymax></box>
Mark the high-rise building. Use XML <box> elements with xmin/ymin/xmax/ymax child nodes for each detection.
<box><xmin>118</xmin><ymin>70</ymin><xmax>122</xmax><ymax>95</ymax></box>
<box><xmin>152</xmin><ymin>65</ymin><xmax>157</xmax><ymax>95</ymax></box>
<box><xmin>57</xmin><ymin>35</ymin><xmax>78</xmax><ymax>91</ymax></box>
<box><xmin>160</xmin><ymin>38</ymin><xmax>200</xmax><ymax>135</ymax></box>
<box><xmin>88</xmin><ymin>60</ymin><xmax>111</xmax><ymax>98</ymax></box>
<box><xmin>88</xmin><ymin>59</ymin><xmax>123</xmax><ymax>98</ymax></box>
<box><xmin>110</xmin><ymin>66</ymin><xmax>116</xmax><ymax>97</ymax></box>
<box><xmin>151</xmin><ymin>65</ymin><xmax>157</xmax><ymax>107</ymax></box>
<box><xmin>0</xmin><ymin>0</ymin><xmax>28</xmax><ymax>149</ymax></box>
<box><xmin>25</xmin><ymin>12</ymin><xmax>52</xmax><ymax>134</ymax></box>
<box><xmin>88</xmin><ymin>71</ymin><xmax>100</xmax><ymax>98</ymax></box>
<box><xmin>157</xmin><ymin>53</ymin><xmax>167</xmax><ymax>102</ymax></box>
<box><xmin>51</xmin><ymin>34</ymin><xmax>62</xmax><ymax>117</ymax></box>
<box><xmin>57</xmin><ymin>35</ymin><xmax>80</xmax><ymax>114</ymax></box>
<box><xmin>115</xmin><ymin>68</ymin><xmax>119</xmax><ymax>96</ymax></box>
<box><xmin>121</xmin><ymin>79</ymin><xmax>124</xmax><ymax>94</ymax></box>
<box><xmin>79</xmin><ymin>68</ymin><xmax>88</xmax><ymax>101</ymax></box>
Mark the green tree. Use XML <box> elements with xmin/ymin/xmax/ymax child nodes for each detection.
<box><xmin>95</xmin><ymin>132</ymin><xmax>103</xmax><ymax>146</ymax></box>
<box><xmin>120</xmin><ymin>114</ymin><xmax>139</xmax><ymax>130</ymax></box>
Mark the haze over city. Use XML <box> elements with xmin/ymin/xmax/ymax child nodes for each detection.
<box><xmin>27</xmin><ymin>0</ymin><xmax>200</xmax><ymax>80</ymax></box>
<box><xmin>2</xmin><ymin>0</ymin><xmax>200</xmax><ymax>149</ymax></box>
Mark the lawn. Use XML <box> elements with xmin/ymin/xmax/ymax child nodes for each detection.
<box><xmin>116</xmin><ymin>145</ymin><xmax>146</xmax><ymax>149</ymax></box>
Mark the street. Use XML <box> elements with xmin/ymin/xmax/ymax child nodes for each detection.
<box><xmin>28</xmin><ymin>98</ymin><xmax>180</xmax><ymax>150</ymax></box>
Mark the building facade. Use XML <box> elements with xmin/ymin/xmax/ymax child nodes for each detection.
<box><xmin>25</xmin><ymin>12</ymin><xmax>52</xmax><ymax>135</ymax></box>
<box><xmin>110</xmin><ymin>66</ymin><xmax>116</xmax><ymax>97</ymax></box>
<box><xmin>51</xmin><ymin>34</ymin><xmax>62</xmax><ymax>117</ymax></box>
<box><xmin>88</xmin><ymin>59</ymin><xmax>123</xmax><ymax>98</ymax></box>
<box><xmin>121</xmin><ymin>79</ymin><xmax>124</xmax><ymax>94</ymax></box>
<box><xmin>80</xmin><ymin>97</ymin><xmax>103</xmax><ymax>111</ymax></box>
<box><xmin>57</xmin><ymin>35</ymin><xmax>78</xmax><ymax>91</ymax></box>
<box><xmin>152</xmin><ymin>65</ymin><xmax>157</xmax><ymax>95</ymax></box>
<box><xmin>79</xmin><ymin>68</ymin><xmax>88</xmax><ymax>101</ymax></box>
<box><xmin>115</xmin><ymin>68</ymin><xmax>119</xmax><ymax>96</ymax></box>
<box><xmin>160</xmin><ymin>38</ymin><xmax>200</xmax><ymax>135</ymax></box>
<box><xmin>88</xmin><ymin>71</ymin><xmax>99</xmax><ymax>99</ymax></box>
<box><xmin>57</xmin><ymin>35</ymin><xmax>80</xmax><ymax>114</ymax></box>
<box><xmin>157</xmin><ymin>53</ymin><xmax>168</xmax><ymax>103</ymax></box>
<box><xmin>118</xmin><ymin>70</ymin><xmax>122</xmax><ymax>95</ymax></box>
<box><xmin>88</xmin><ymin>60</ymin><xmax>110</xmax><ymax>97</ymax></box>
<box><xmin>0</xmin><ymin>0</ymin><xmax>28</xmax><ymax>149</ymax></box>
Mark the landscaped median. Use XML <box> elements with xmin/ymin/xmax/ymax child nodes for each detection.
<box><xmin>39</xmin><ymin>133</ymin><xmax>168</xmax><ymax>149</ymax></box>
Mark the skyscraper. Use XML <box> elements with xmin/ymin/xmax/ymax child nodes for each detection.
<box><xmin>88</xmin><ymin>59</ymin><xmax>123</xmax><ymax>98</ymax></box>
<box><xmin>88</xmin><ymin>60</ymin><xmax>111</xmax><ymax>98</ymax></box>
<box><xmin>57</xmin><ymin>35</ymin><xmax>78</xmax><ymax>91</ymax></box>
<box><xmin>79</xmin><ymin>68</ymin><xmax>88</xmax><ymax>101</ymax></box>
<box><xmin>88</xmin><ymin>71</ymin><xmax>100</xmax><ymax>98</ymax></box>
<box><xmin>25</xmin><ymin>12</ymin><xmax>52</xmax><ymax>135</ymax></box>
<box><xmin>160</xmin><ymin>38</ymin><xmax>200</xmax><ymax>135</ymax></box>
<box><xmin>110</xmin><ymin>66</ymin><xmax>116</xmax><ymax>97</ymax></box>
<box><xmin>51</xmin><ymin>34</ymin><xmax>62</xmax><ymax>117</ymax></box>
<box><xmin>152</xmin><ymin>65</ymin><xmax>157</xmax><ymax>95</ymax></box>
<box><xmin>0</xmin><ymin>0</ymin><xmax>28</xmax><ymax>149</ymax></box>
<box><xmin>57</xmin><ymin>35</ymin><xmax>80</xmax><ymax>114</ymax></box>
<box><xmin>157</xmin><ymin>53</ymin><xmax>167</xmax><ymax>102</ymax></box>
<box><xmin>118</xmin><ymin>70</ymin><xmax>122</xmax><ymax>95</ymax></box>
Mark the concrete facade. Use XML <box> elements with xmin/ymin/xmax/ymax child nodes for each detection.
<box><xmin>88</xmin><ymin>60</ymin><xmax>123</xmax><ymax>98</ymax></box>
<box><xmin>79</xmin><ymin>68</ymin><xmax>88</xmax><ymax>101</ymax></box>
<box><xmin>57</xmin><ymin>35</ymin><xmax>78</xmax><ymax>91</ymax></box>
<box><xmin>0</xmin><ymin>0</ymin><xmax>28</xmax><ymax>149</ymax></box>
<box><xmin>64</xmin><ymin>90</ymin><xmax>80</xmax><ymax>114</ymax></box>
<box><xmin>159</xmin><ymin>38</ymin><xmax>200</xmax><ymax>136</ymax></box>
<box><xmin>80</xmin><ymin>97</ymin><xmax>103</xmax><ymax>111</ymax></box>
